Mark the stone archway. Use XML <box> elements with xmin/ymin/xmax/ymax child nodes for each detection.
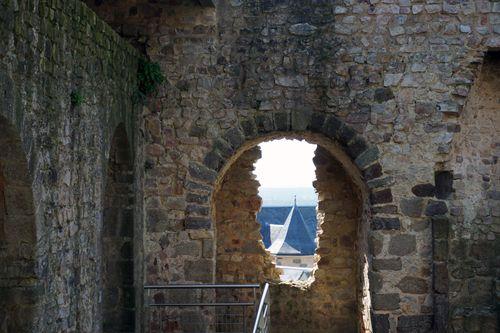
<box><xmin>211</xmin><ymin>131</ymin><xmax>371</xmax><ymax>333</ymax></box>
<box><xmin>102</xmin><ymin>123</ymin><xmax>135</xmax><ymax>333</ymax></box>
<box><xmin>0</xmin><ymin>116</ymin><xmax>39</xmax><ymax>333</ymax></box>
<box><xmin>188</xmin><ymin>111</ymin><xmax>395</xmax><ymax>332</ymax></box>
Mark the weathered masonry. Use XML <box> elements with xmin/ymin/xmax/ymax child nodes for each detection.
<box><xmin>1</xmin><ymin>0</ymin><xmax>499</xmax><ymax>332</ymax></box>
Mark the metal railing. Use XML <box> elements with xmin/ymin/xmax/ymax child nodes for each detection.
<box><xmin>144</xmin><ymin>284</ymin><xmax>263</xmax><ymax>333</ymax></box>
<box><xmin>252</xmin><ymin>283</ymin><xmax>270</xmax><ymax>333</ymax></box>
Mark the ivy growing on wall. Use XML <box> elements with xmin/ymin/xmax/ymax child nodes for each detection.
<box><xmin>133</xmin><ymin>59</ymin><xmax>165</xmax><ymax>104</ymax></box>
<box><xmin>70</xmin><ymin>91</ymin><xmax>84</xmax><ymax>107</ymax></box>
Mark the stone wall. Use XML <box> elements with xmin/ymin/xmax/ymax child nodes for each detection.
<box><xmin>212</xmin><ymin>139</ymin><xmax>369</xmax><ymax>333</ymax></box>
<box><xmin>103</xmin><ymin>124</ymin><xmax>136</xmax><ymax>333</ymax></box>
<box><xmin>214</xmin><ymin>146</ymin><xmax>279</xmax><ymax>285</ymax></box>
<box><xmin>0</xmin><ymin>116</ymin><xmax>38</xmax><ymax>332</ymax></box>
<box><xmin>84</xmin><ymin>0</ymin><xmax>498</xmax><ymax>330</ymax></box>
<box><xmin>0</xmin><ymin>0</ymin><xmax>139</xmax><ymax>332</ymax></box>
<box><xmin>271</xmin><ymin>145</ymin><xmax>366</xmax><ymax>333</ymax></box>
<box><xmin>1</xmin><ymin>0</ymin><xmax>498</xmax><ymax>332</ymax></box>
<box><xmin>446</xmin><ymin>51</ymin><xmax>500</xmax><ymax>332</ymax></box>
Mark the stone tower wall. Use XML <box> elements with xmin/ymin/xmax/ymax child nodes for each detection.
<box><xmin>0</xmin><ymin>0</ymin><xmax>139</xmax><ymax>331</ymax></box>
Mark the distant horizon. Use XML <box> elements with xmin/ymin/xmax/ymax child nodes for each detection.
<box><xmin>259</xmin><ymin>186</ymin><xmax>318</xmax><ymax>207</ymax></box>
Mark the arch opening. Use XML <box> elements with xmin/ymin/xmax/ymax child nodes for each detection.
<box><xmin>254</xmin><ymin>139</ymin><xmax>319</xmax><ymax>285</ymax></box>
<box><xmin>102</xmin><ymin>124</ymin><xmax>135</xmax><ymax>333</ymax></box>
<box><xmin>0</xmin><ymin>117</ymin><xmax>38</xmax><ymax>332</ymax></box>
<box><xmin>212</xmin><ymin>132</ymin><xmax>372</xmax><ymax>333</ymax></box>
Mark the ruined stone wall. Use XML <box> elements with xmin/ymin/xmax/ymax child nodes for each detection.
<box><xmin>103</xmin><ymin>125</ymin><xmax>135</xmax><ymax>333</ymax></box>
<box><xmin>212</xmin><ymin>141</ymin><xmax>367</xmax><ymax>333</ymax></box>
<box><xmin>0</xmin><ymin>117</ymin><xmax>38</xmax><ymax>333</ymax></box>
<box><xmin>445</xmin><ymin>52</ymin><xmax>500</xmax><ymax>332</ymax></box>
<box><xmin>24</xmin><ymin>0</ymin><xmax>500</xmax><ymax>332</ymax></box>
<box><xmin>0</xmin><ymin>1</ymin><xmax>139</xmax><ymax>331</ymax></box>
<box><xmin>271</xmin><ymin>145</ymin><xmax>365</xmax><ymax>333</ymax></box>
<box><xmin>214</xmin><ymin>146</ymin><xmax>279</xmax><ymax>284</ymax></box>
<box><xmin>83</xmin><ymin>1</ymin><xmax>500</xmax><ymax>331</ymax></box>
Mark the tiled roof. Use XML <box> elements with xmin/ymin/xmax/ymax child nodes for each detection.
<box><xmin>267</xmin><ymin>201</ymin><xmax>317</xmax><ymax>255</ymax></box>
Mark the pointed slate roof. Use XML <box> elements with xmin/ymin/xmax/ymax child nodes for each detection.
<box><xmin>268</xmin><ymin>199</ymin><xmax>317</xmax><ymax>255</ymax></box>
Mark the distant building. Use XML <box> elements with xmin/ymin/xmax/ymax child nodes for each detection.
<box><xmin>259</xmin><ymin>199</ymin><xmax>318</xmax><ymax>281</ymax></box>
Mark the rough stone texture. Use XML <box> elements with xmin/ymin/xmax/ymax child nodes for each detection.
<box><xmin>1</xmin><ymin>0</ymin><xmax>498</xmax><ymax>331</ymax></box>
<box><xmin>213</xmin><ymin>144</ymin><xmax>368</xmax><ymax>333</ymax></box>
<box><xmin>102</xmin><ymin>125</ymin><xmax>135</xmax><ymax>333</ymax></box>
<box><xmin>0</xmin><ymin>117</ymin><xmax>38</xmax><ymax>332</ymax></box>
<box><xmin>446</xmin><ymin>52</ymin><xmax>500</xmax><ymax>333</ymax></box>
<box><xmin>0</xmin><ymin>1</ymin><xmax>139</xmax><ymax>332</ymax></box>
<box><xmin>214</xmin><ymin>146</ymin><xmax>280</xmax><ymax>285</ymax></box>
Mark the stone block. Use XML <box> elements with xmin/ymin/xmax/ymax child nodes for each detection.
<box><xmin>308</xmin><ymin>112</ymin><xmax>325</xmax><ymax>132</ymax></box>
<box><xmin>369</xmin><ymin>234</ymin><xmax>383</xmax><ymax>256</ymax></box>
<box><xmin>437</xmin><ymin>100</ymin><xmax>460</xmax><ymax>115</ymax></box>
<box><xmin>425</xmin><ymin>200</ymin><xmax>448</xmax><ymax>216</ymax></box>
<box><xmin>255</xmin><ymin>113</ymin><xmax>274</xmax><ymax>133</ymax></box>
<box><xmin>186</xmin><ymin>193</ymin><xmax>209</xmax><ymax>205</ymax></box>
<box><xmin>369</xmin><ymin>271</ymin><xmax>383</xmax><ymax>293</ymax></box>
<box><xmin>202</xmin><ymin>239</ymin><xmax>213</xmax><ymax>258</ymax></box>
<box><xmin>374</xmin><ymin>87</ymin><xmax>395</xmax><ymax>103</ymax></box>
<box><xmin>274</xmin><ymin>112</ymin><xmax>290</xmax><ymax>131</ymax></box>
<box><xmin>432</xmin><ymin>216</ymin><xmax>449</xmax><ymax>239</ymax></box>
<box><xmin>213</xmin><ymin>138</ymin><xmax>234</xmax><ymax>158</ymax></box>
<box><xmin>373</xmin><ymin>258</ymin><xmax>402</xmax><ymax>271</ymax></box>
<box><xmin>411</xmin><ymin>183</ymin><xmax>435</xmax><ymax>197</ymax></box>
<box><xmin>400</xmin><ymin>197</ymin><xmax>424</xmax><ymax>217</ymax></box>
<box><xmin>370</xmin><ymin>189</ymin><xmax>393</xmax><ymax>205</ymax></box>
<box><xmin>186</xmin><ymin>204</ymin><xmax>209</xmax><ymax>216</ymax></box>
<box><xmin>337</xmin><ymin>124</ymin><xmax>356</xmax><ymax>145</ymax></box>
<box><xmin>289</xmin><ymin>23</ymin><xmax>317</xmax><ymax>36</ymax></box>
<box><xmin>184</xmin><ymin>259</ymin><xmax>213</xmax><ymax>283</ymax></box>
<box><xmin>372</xmin><ymin>293</ymin><xmax>400</xmax><ymax>310</ymax></box>
<box><xmin>397</xmin><ymin>315</ymin><xmax>432</xmax><ymax>332</ymax></box>
<box><xmin>396</xmin><ymin>276</ymin><xmax>429</xmax><ymax>294</ymax></box>
<box><xmin>434</xmin><ymin>294</ymin><xmax>449</xmax><ymax>332</ymax></box>
<box><xmin>291</xmin><ymin>108</ymin><xmax>312</xmax><ymax>131</ymax></box>
<box><xmin>368</xmin><ymin>176</ymin><xmax>394</xmax><ymax>189</ymax></box>
<box><xmin>372</xmin><ymin>313</ymin><xmax>390</xmax><ymax>333</ymax></box>
<box><xmin>364</xmin><ymin>163</ymin><xmax>383</xmax><ymax>180</ymax></box>
<box><xmin>354</xmin><ymin>147</ymin><xmax>379</xmax><ymax>170</ymax></box>
<box><xmin>188</xmin><ymin>162</ymin><xmax>217</xmax><ymax>183</ymax></box>
<box><xmin>275</xmin><ymin>74</ymin><xmax>306</xmax><ymax>88</ymax></box>
<box><xmin>323</xmin><ymin>115</ymin><xmax>342</xmax><ymax>139</ymax></box>
<box><xmin>174</xmin><ymin>241</ymin><xmax>201</xmax><ymax>257</ymax></box>
<box><xmin>372</xmin><ymin>205</ymin><xmax>398</xmax><ymax>215</ymax></box>
<box><xmin>241</xmin><ymin>119</ymin><xmax>257</xmax><ymax>138</ymax></box>
<box><xmin>347</xmin><ymin>137</ymin><xmax>368</xmax><ymax>159</ymax></box>
<box><xmin>184</xmin><ymin>216</ymin><xmax>212</xmax><ymax>229</ymax></box>
<box><xmin>389</xmin><ymin>234</ymin><xmax>416</xmax><ymax>256</ymax></box>
<box><xmin>372</xmin><ymin>217</ymin><xmax>401</xmax><ymax>230</ymax></box>
<box><xmin>224</xmin><ymin>127</ymin><xmax>245</xmax><ymax>149</ymax></box>
<box><xmin>146</xmin><ymin>209</ymin><xmax>168</xmax><ymax>232</ymax></box>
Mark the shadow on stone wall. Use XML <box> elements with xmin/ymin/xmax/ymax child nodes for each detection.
<box><xmin>0</xmin><ymin>116</ymin><xmax>39</xmax><ymax>332</ymax></box>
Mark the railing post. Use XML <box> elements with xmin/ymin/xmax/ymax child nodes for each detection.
<box><xmin>252</xmin><ymin>283</ymin><xmax>270</xmax><ymax>333</ymax></box>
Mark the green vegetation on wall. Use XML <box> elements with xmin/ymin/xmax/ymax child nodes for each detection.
<box><xmin>134</xmin><ymin>59</ymin><xmax>165</xmax><ymax>104</ymax></box>
<box><xmin>70</xmin><ymin>91</ymin><xmax>84</xmax><ymax>107</ymax></box>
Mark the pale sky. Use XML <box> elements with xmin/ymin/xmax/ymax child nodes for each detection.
<box><xmin>254</xmin><ymin>139</ymin><xmax>317</xmax><ymax>188</ymax></box>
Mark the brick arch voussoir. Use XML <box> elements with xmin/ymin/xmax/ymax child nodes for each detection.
<box><xmin>188</xmin><ymin>110</ymin><xmax>394</xmax><ymax>231</ymax></box>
